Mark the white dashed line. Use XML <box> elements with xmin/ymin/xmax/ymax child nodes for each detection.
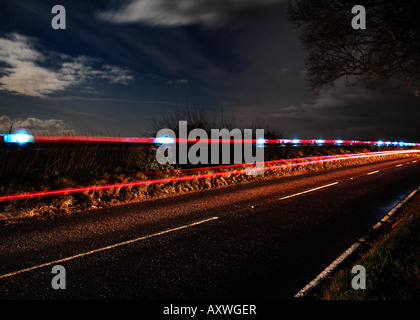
<box><xmin>367</xmin><ymin>170</ymin><xmax>380</xmax><ymax>175</ymax></box>
<box><xmin>279</xmin><ymin>182</ymin><xmax>339</xmax><ymax>200</ymax></box>
<box><xmin>0</xmin><ymin>216</ymin><xmax>219</xmax><ymax>280</ymax></box>
<box><xmin>395</xmin><ymin>164</ymin><xmax>403</xmax><ymax>167</ymax></box>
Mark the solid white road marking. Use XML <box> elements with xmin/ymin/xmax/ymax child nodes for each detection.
<box><xmin>294</xmin><ymin>241</ymin><xmax>362</xmax><ymax>298</ymax></box>
<box><xmin>367</xmin><ymin>170</ymin><xmax>380</xmax><ymax>175</ymax></box>
<box><xmin>279</xmin><ymin>182</ymin><xmax>339</xmax><ymax>200</ymax></box>
<box><xmin>0</xmin><ymin>216</ymin><xmax>219</xmax><ymax>280</ymax></box>
<box><xmin>295</xmin><ymin>186</ymin><xmax>420</xmax><ymax>298</ymax></box>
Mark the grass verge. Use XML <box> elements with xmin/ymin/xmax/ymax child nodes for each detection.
<box><xmin>319</xmin><ymin>191</ymin><xmax>420</xmax><ymax>300</ymax></box>
<box><xmin>1</xmin><ymin>150</ymin><xmax>418</xmax><ymax>224</ymax></box>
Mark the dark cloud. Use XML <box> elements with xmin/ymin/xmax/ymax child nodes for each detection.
<box><xmin>260</xmin><ymin>85</ymin><xmax>420</xmax><ymax>141</ymax></box>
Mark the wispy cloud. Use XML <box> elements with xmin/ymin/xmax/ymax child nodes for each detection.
<box><xmin>0</xmin><ymin>114</ymin><xmax>74</xmax><ymax>135</ymax></box>
<box><xmin>0</xmin><ymin>33</ymin><xmax>134</xmax><ymax>97</ymax></box>
<box><xmin>167</xmin><ymin>78</ymin><xmax>189</xmax><ymax>85</ymax></box>
<box><xmin>97</xmin><ymin>0</ymin><xmax>286</xmax><ymax>27</ymax></box>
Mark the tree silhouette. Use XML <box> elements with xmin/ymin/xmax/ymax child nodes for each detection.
<box><xmin>289</xmin><ymin>0</ymin><xmax>420</xmax><ymax>96</ymax></box>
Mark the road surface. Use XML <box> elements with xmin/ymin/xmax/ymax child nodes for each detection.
<box><xmin>0</xmin><ymin>156</ymin><xmax>419</xmax><ymax>299</ymax></box>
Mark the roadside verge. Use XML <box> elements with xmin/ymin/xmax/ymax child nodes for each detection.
<box><xmin>1</xmin><ymin>151</ymin><xmax>418</xmax><ymax>223</ymax></box>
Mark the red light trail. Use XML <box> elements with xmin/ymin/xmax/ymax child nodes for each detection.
<box><xmin>0</xmin><ymin>149</ymin><xmax>418</xmax><ymax>202</ymax></box>
<box><xmin>28</xmin><ymin>136</ymin><xmax>420</xmax><ymax>147</ymax></box>
<box><xmin>129</xmin><ymin>150</ymin><xmax>408</xmax><ymax>176</ymax></box>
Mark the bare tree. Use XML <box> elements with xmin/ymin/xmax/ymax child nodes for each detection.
<box><xmin>289</xmin><ymin>0</ymin><xmax>420</xmax><ymax>96</ymax></box>
<box><xmin>147</xmin><ymin>104</ymin><xmax>218</xmax><ymax>137</ymax></box>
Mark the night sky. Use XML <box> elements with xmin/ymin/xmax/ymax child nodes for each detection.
<box><xmin>0</xmin><ymin>0</ymin><xmax>419</xmax><ymax>141</ymax></box>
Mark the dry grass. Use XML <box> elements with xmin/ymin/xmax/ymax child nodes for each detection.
<box><xmin>0</xmin><ymin>147</ymin><xmax>418</xmax><ymax>223</ymax></box>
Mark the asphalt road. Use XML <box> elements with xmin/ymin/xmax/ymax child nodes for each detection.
<box><xmin>0</xmin><ymin>156</ymin><xmax>419</xmax><ymax>300</ymax></box>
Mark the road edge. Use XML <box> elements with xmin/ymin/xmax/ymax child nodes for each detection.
<box><xmin>294</xmin><ymin>185</ymin><xmax>420</xmax><ymax>299</ymax></box>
